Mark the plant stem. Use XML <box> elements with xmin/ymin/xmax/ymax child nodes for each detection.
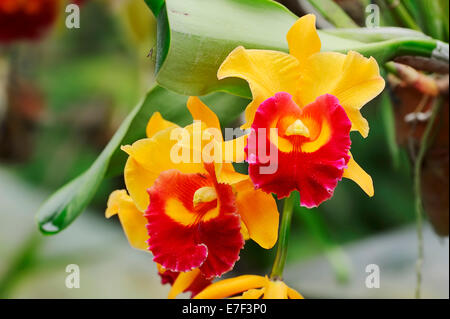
<box><xmin>270</xmin><ymin>192</ymin><xmax>296</xmax><ymax>280</ymax></box>
<box><xmin>0</xmin><ymin>232</ymin><xmax>42</xmax><ymax>298</ymax></box>
<box><xmin>416</xmin><ymin>0</ymin><xmax>444</xmax><ymax>41</ymax></box>
<box><xmin>383</xmin><ymin>0</ymin><xmax>421</xmax><ymax>31</ymax></box>
<box><xmin>413</xmin><ymin>98</ymin><xmax>443</xmax><ymax>299</ymax></box>
<box><xmin>306</xmin><ymin>0</ymin><xmax>358</xmax><ymax>28</ymax></box>
<box><xmin>353</xmin><ymin>37</ymin><xmax>448</xmax><ymax>67</ymax></box>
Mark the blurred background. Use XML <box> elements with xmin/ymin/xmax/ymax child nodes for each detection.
<box><xmin>0</xmin><ymin>0</ymin><xmax>448</xmax><ymax>298</ymax></box>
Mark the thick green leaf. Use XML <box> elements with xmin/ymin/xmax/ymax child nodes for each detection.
<box><xmin>147</xmin><ymin>0</ymin><xmax>361</xmax><ymax>97</ymax></box>
<box><xmin>36</xmin><ymin>85</ymin><xmax>249</xmax><ymax>234</ymax></box>
<box><xmin>146</xmin><ymin>0</ymin><xmax>448</xmax><ymax>97</ymax></box>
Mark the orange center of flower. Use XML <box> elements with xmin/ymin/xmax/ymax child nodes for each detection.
<box><xmin>165</xmin><ymin>185</ymin><xmax>220</xmax><ymax>227</ymax></box>
<box><xmin>269</xmin><ymin>110</ymin><xmax>331</xmax><ymax>154</ymax></box>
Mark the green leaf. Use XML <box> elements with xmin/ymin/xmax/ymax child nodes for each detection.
<box><xmin>147</xmin><ymin>0</ymin><xmax>362</xmax><ymax>98</ymax></box>
<box><xmin>146</xmin><ymin>0</ymin><xmax>447</xmax><ymax>98</ymax></box>
<box><xmin>36</xmin><ymin>85</ymin><xmax>249</xmax><ymax>234</ymax></box>
<box><xmin>145</xmin><ymin>0</ymin><xmax>164</xmax><ymax>17</ymax></box>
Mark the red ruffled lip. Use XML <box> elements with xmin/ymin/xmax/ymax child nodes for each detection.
<box><xmin>145</xmin><ymin>164</ymin><xmax>244</xmax><ymax>279</ymax></box>
<box><xmin>245</xmin><ymin>92</ymin><xmax>352</xmax><ymax>207</ymax></box>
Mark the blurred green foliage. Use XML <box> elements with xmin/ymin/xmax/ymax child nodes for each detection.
<box><xmin>8</xmin><ymin>1</ymin><xmax>144</xmax><ymax>209</ymax></box>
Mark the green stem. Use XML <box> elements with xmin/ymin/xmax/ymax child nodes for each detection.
<box><xmin>270</xmin><ymin>192</ymin><xmax>296</xmax><ymax>280</ymax></box>
<box><xmin>383</xmin><ymin>0</ymin><xmax>422</xmax><ymax>31</ymax></box>
<box><xmin>349</xmin><ymin>38</ymin><xmax>448</xmax><ymax>65</ymax></box>
<box><xmin>0</xmin><ymin>232</ymin><xmax>42</xmax><ymax>298</ymax></box>
<box><xmin>416</xmin><ymin>0</ymin><xmax>444</xmax><ymax>41</ymax></box>
<box><xmin>413</xmin><ymin>98</ymin><xmax>443</xmax><ymax>299</ymax></box>
<box><xmin>306</xmin><ymin>0</ymin><xmax>358</xmax><ymax>28</ymax></box>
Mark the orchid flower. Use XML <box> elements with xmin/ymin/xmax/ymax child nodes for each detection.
<box><xmin>218</xmin><ymin>14</ymin><xmax>385</xmax><ymax>207</ymax></box>
<box><xmin>106</xmin><ymin>97</ymin><xmax>279</xmax><ymax>295</ymax></box>
<box><xmin>194</xmin><ymin>275</ymin><xmax>303</xmax><ymax>299</ymax></box>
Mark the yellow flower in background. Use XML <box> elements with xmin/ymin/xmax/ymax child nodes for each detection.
<box><xmin>194</xmin><ymin>275</ymin><xmax>303</xmax><ymax>299</ymax></box>
<box><xmin>218</xmin><ymin>14</ymin><xmax>385</xmax><ymax>200</ymax></box>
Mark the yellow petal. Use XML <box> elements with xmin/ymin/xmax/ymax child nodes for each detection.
<box><xmin>218</xmin><ymin>46</ymin><xmax>301</xmax><ymax>128</ymax></box>
<box><xmin>240</xmin><ymin>220</ymin><xmax>250</xmax><ymax>241</ymax></box>
<box><xmin>215</xmin><ymin>162</ymin><xmax>248</xmax><ymax>185</ymax></box>
<box><xmin>241</xmin><ymin>288</ymin><xmax>265</xmax><ymax>299</ymax></box>
<box><xmin>298</xmin><ymin>51</ymin><xmax>385</xmax><ymax>137</ymax></box>
<box><xmin>297</xmin><ymin>52</ymin><xmax>346</xmax><ymax>107</ymax></box>
<box><xmin>146</xmin><ymin>112</ymin><xmax>178</xmax><ymax>138</ymax></box>
<box><xmin>202</xmin><ymin>133</ymin><xmax>248</xmax><ymax>185</ymax></box>
<box><xmin>105</xmin><ymin>190</ymin><xmax>149</xmax><ymax>250</ymax></box>
<box><xmin>201</xmin><ymin>134</ymin><xmax>247</xmax><ymax>185</ymax></box>
<box><xmin>332</xmin><ymin>51</ymin><xmax>385</xmax><ymax>137</ymax></box>
<box><xmin>123</xmin><ymin>157</ymin><xmax>159</xmax><ymax>211</ymax></box>
<box><xmin>263</xmin><ymin>280</ymin><xmax>288</xmax><ymax>299</ymax></box>
<box><xmin>121</xmin><ymin>131</ymin><xmax>177</xmax><ymax>173</ymax></box>
<box><xmin>194</xmin><ymin>275</ymin><xmax>267</xmax><ymax>299</ymax></box>
<box><xmin>223</xmin><ymin>134</ymin><xmax>247</xmax><ymax>163</ymax></box>
<box><xmin>234</xmin><ymin>179</ymin><xmax>279</xmax><ymax>249</ymax></box>
<box><xmin>287</xmin><ymin>14</ymin><xmax>321</xmax><ymax>66</ymax></box>
<box><xmin>287</xmin><ymin>287</ymin><xmax>304</xmax><ymax>299</ymax></box>
<box><xmin>343</xmin><ymin>152</ymin><xmax>374</xmax><ymax>197</ymax></box>
<box><xmin>122</xmin><ymin>129</ymin><xmax>206</xmax><ymax>211</ymax></box>
<box><xmin>187</xmin><ymin>96</ymin><xmax>221</xmax><ymax>132</ymax></box>
<box><xmin>168</xmin><ymin>268</ymin><xmax>201</xmax><ymax>299</ymax></box>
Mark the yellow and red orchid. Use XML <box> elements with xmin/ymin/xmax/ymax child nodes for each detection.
<box><xmin>194</xmin><ymin>275</ymin><xmax>303</xmax><ymax>299</ymax></box>
<box><xmin>106</xmin><ymin>97</ymin><xmax>279</xmax><ymax>287</ymax></box>
<box><xmin>218</xmin><ymin>14</ymin><xmax>385</xmax><ymax>207</ymax></box>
